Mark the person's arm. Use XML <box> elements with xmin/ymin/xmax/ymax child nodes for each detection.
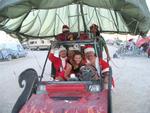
<box><xmin>104</xmin><ymin>45</ymin><xmax>111</xmax><ymax>61</ymax></box>
<box><xmin>101</xmin><ymin>36</ymin><xmax>111</xmax><ymax>61</ymax></box>
<box><xmin>100</xmin><ymin>58</ymin><xmax>109</xmax><ymax>74</ymax></box>
<box><xmin>48</xmin><ymin>49</ymin><xmax>59</xmax><ymax>63</ymax></box>
<box><xmin>64</xmin><ymin>63</ymin><xmax>72</xmax><ymax>80</ymax></box>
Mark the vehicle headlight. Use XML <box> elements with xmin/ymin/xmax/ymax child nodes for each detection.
<box><xmin>88</xmin><ymin>85</ymin><xmax>101</xmax><ymax>92</ymax></box>
<box><xmin>36</xmin><ymin>85</ymin><xmax>47</xmax><ymax>94</ymax></box>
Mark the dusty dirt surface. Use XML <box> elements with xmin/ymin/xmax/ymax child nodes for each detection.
<box><xmin>0</xmin><ymin>50</ymin><xmax>51</xmax><ymax>113</ymax></box>
<box><xmin>0</xmin><ymin>47</ymin><xmax>150</xmax><ymax>113</ymax></box>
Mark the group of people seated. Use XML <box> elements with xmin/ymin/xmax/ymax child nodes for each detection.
<box><xmin>49</xmin><ymin>44</ymin><xmax>110</xmax><ymax>89</ymax></box>
<box><xmin>48</xmin><ymin>24</ymin><xmax>111</xmax><ymax>89</ymax></box>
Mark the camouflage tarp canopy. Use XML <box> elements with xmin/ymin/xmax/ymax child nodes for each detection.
<box><xmin>0</xmin><ymin>0</ymin><xmax>150</xmax><ymax>38</ymax></box>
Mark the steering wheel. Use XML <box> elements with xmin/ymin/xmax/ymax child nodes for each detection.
<box><xmin>78</xmin><ymin>64</ymin><xmax>100</xmax><ymax>81</ymax></box>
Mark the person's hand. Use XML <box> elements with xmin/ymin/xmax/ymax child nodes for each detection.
<box><xmin>107</xmin><ymin>55</ymin><xmax>111</xmax><ymax>62</ymax></box>
<box><xmin>95</xmin><ymin>36</ymin><xmax>100</xmax><ymax>42</ymax></box>
<box><xmin>49</xmin><ymin>77</ymin><xmax>54</xmax><ymax>81</ymax></box>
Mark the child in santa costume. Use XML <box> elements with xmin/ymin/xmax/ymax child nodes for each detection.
<box><xmin>49</xmin><ymin>46</ymin><xmax>72</xmax><ymax>80</ymax></box>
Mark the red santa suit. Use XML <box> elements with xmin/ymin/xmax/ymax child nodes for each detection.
<box><xmin>99</xmin><ymin>58</ymin><xmax>109</xmax><ymax>75</ymax></box>
<box><xmin>56</xmin><ymin>32</ymin><xmax>69</xmax><ymax>41</ymax></box>
<box><xmin>48</xmin><ymin>48</ymin><xmax>68</xmax><ymax>80</ymax></box>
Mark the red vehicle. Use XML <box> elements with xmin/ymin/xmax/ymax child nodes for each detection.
<box><xmin>12</xmin><ymin>39</ymin><xmax>113</xmax><ymax>113</ymax></box>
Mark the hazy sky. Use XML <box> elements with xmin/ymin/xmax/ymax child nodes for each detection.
<box><xmin>146</xmin><ymin>0</ymin><xmax>150</xmax><ymax>11</ymax></box>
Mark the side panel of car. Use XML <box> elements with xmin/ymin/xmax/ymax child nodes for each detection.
<box><xmin>0</xmin><ymin>49</ymin><xmax>12</xmax><ymax>61</ymax></box>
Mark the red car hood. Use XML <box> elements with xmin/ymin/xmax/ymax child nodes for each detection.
<box><xmin>19</xmin><ymin>90</ymin><xmax>108</xmax><ymax>113</ymax></box>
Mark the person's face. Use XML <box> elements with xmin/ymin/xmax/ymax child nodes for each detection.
<box><xmin>59</xmin><ymin>50</ymin><xmax>67</xmax><ymax>58</ymax></box>
<box><xmin>74</xmin><ymin>55</ymin><xmax>82</xmax><ymax>65</ymax></box>
<box><xmin>85</xmin><ymin>51</ymin><xmax>95</xmax><ymax>62</ymax></box>
<box><xmin>90</xmin><ymin>27</ymin><xmax>97</xmax><ymax>34</ymax></box>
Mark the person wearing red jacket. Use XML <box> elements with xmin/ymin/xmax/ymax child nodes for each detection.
<box><xmin>84</xmin><ymin>46</ymin><xmax>110</xmax><ymax>89</ymax></box>
<box><xmin>49</xmin><ymin>46</ymin><xmax>72</xmax><ymax>80</ymax></box>
<box><xmin>56</xmin><ymin>25</ymin><xmax>75</xmax><ymax>41</ymax></box>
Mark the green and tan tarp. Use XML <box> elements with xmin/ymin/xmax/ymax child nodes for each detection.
<box><xmin>0</xmin><ymin>0</ymin><xmax>150</xmax><ymax>38</ymax></box>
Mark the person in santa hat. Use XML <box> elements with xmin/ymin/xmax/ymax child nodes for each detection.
<box><xmin>56</xmin><ymin>25</ymin><xmax>75</xmax><ymax>41</ymax></box>
<box><xmin>84</xmin><ymin>45</ymin><xmax>110</xmax><ymax>89</ymax></box>
<box><xmin>49</xmin><ymin>45</ymin><xmax>72</xmax><ymax>80</ymax></box>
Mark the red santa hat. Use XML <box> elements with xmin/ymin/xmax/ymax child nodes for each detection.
<box><xmin>62</xmin><ymin>25</ymin><xmax>69</xmax><ymax>32</ymax></box>
<box><xmin>84</xmin><ymin>45</ymin><xmax>95</xmax><ymax>53</ymax></box>
<box><xmin>59</xmin><ymin>46</ymin><xmax>67</xmax><ymax>52</ymax></box>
